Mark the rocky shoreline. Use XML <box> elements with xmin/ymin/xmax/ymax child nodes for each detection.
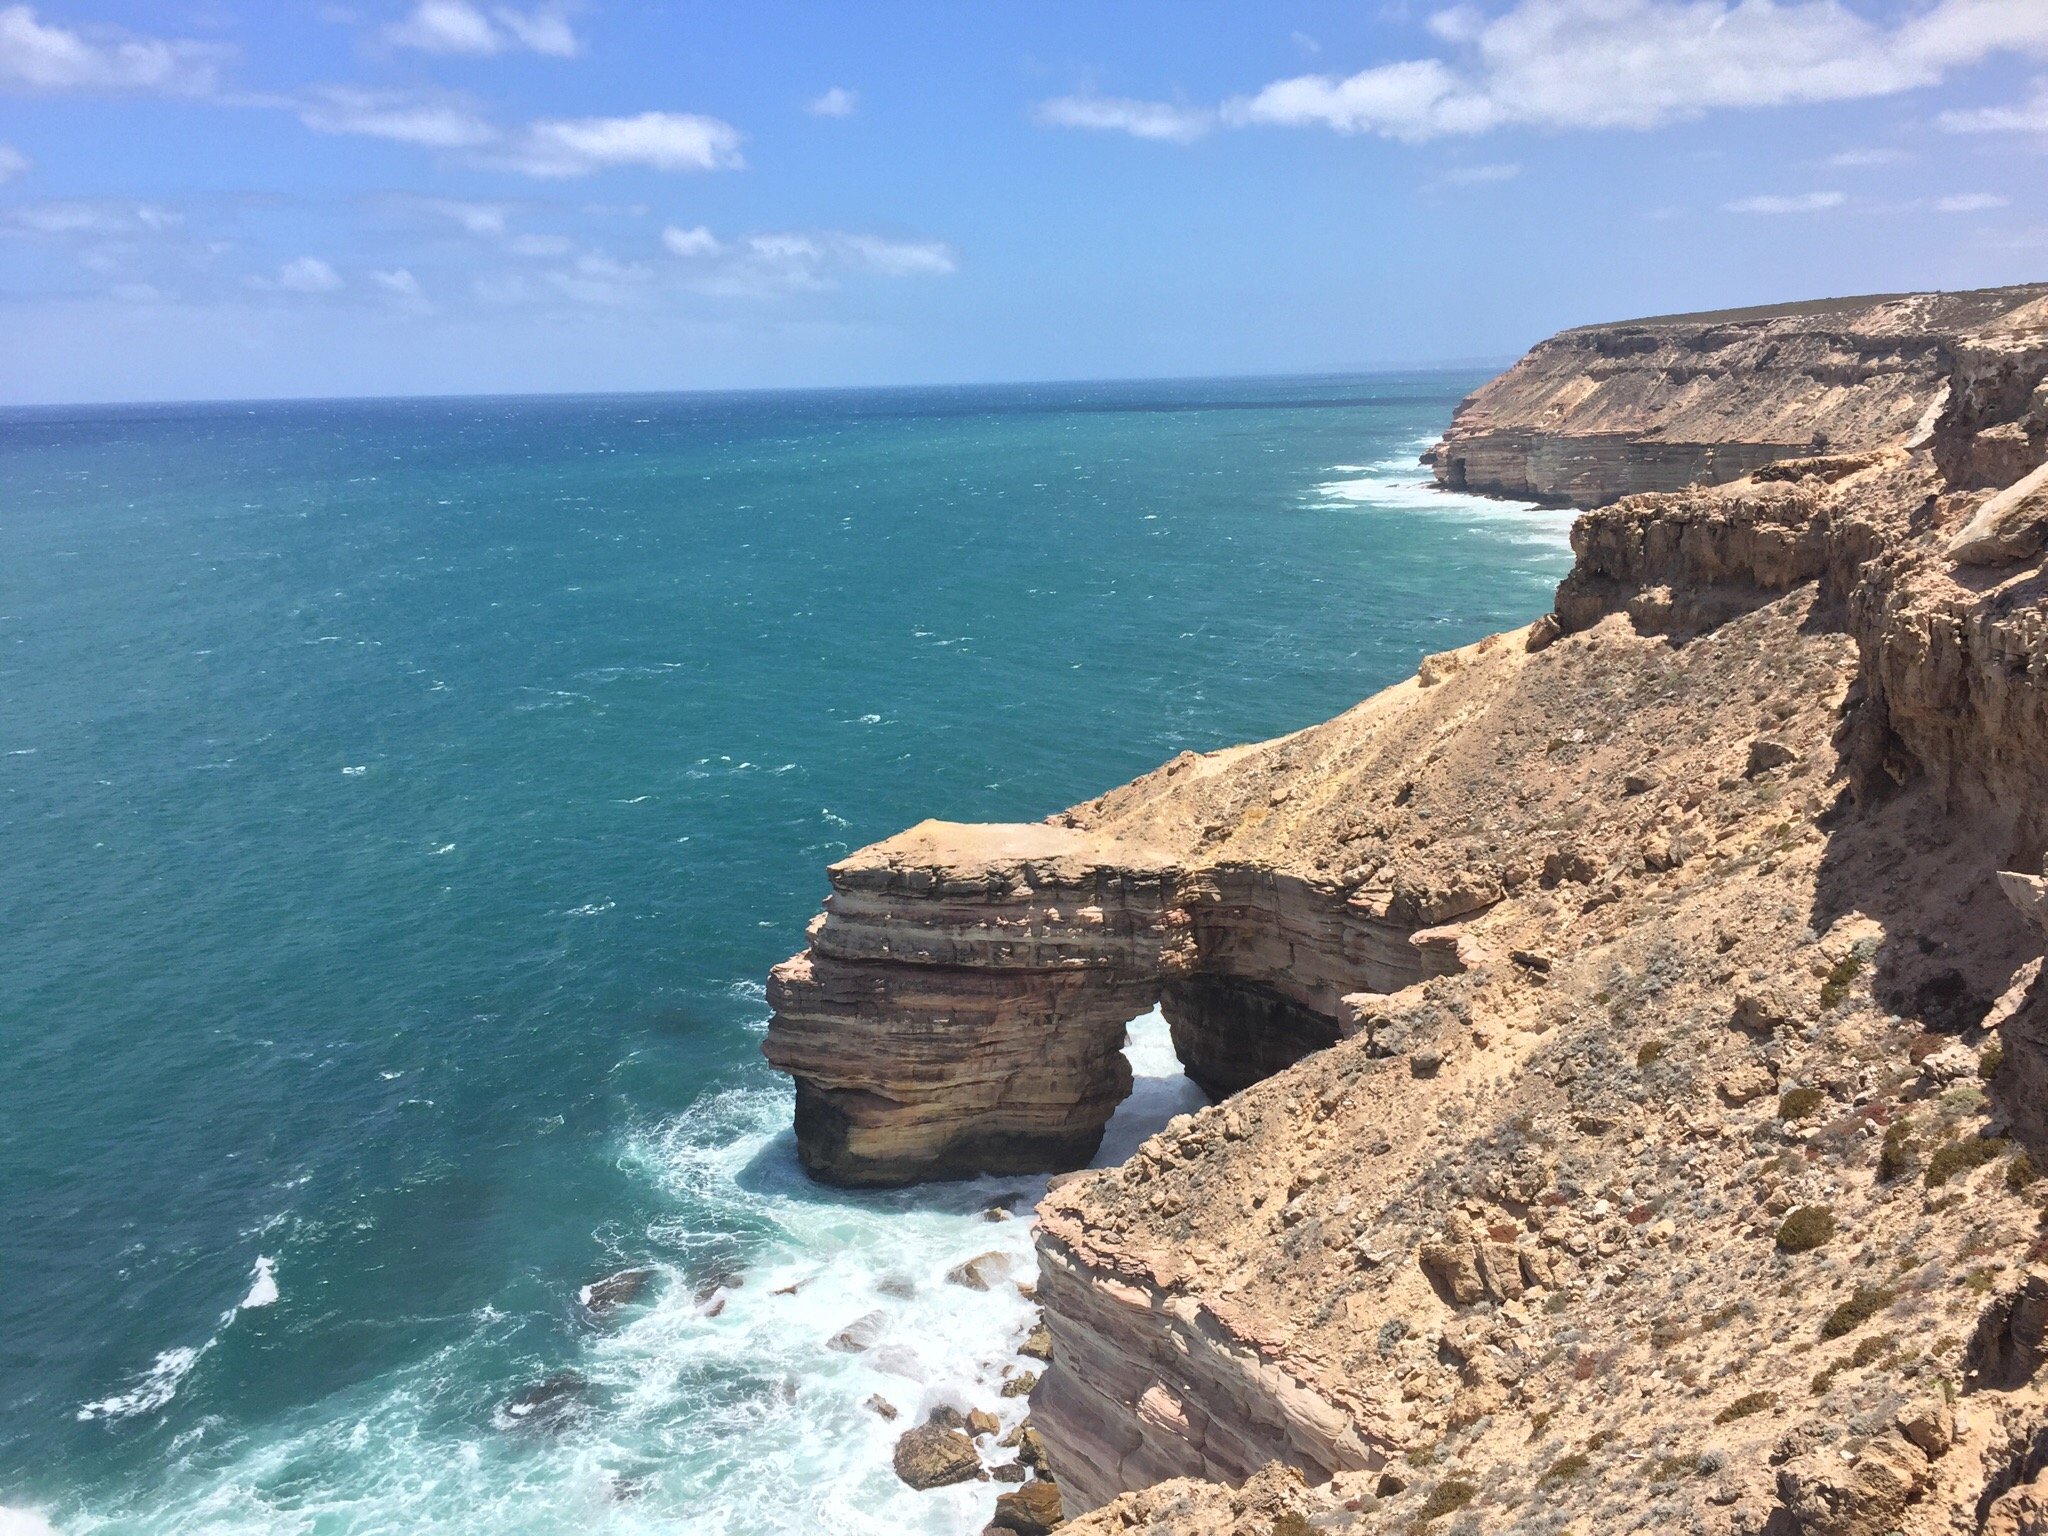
<box><xmin>766</xmin><ymin>283</ymin><xmax>2048</xmax><ymax>1535</ymax></box>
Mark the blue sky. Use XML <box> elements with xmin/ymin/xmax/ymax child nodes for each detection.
<box><xmin>0</xmin><ymin>0</ymin><xmax>2045</xmax><ymax>404</ymax></box>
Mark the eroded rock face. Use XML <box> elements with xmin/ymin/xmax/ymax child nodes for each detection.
<box><xmin>763</xmin><ymin>822</ymin><xmax>1184</xmax><ymax>1186</ymax></box>
<box><xmin>1427</xmin><ymin>285</ymin><xmax>2048</xmax><ymax>508</ymax></box>
<box><xmin>763</xmin><ymin>822</ymin><xmax>1458</xmax><ymax>1186</ymax></box>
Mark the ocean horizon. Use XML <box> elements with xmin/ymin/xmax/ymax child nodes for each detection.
<box><xmin>1</xmin><ymin>372</ymin><xmax>1571</xmax><ymax>1534</ymax></box>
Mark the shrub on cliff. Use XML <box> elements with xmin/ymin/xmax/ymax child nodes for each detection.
<box><xmin>1925</xmin><ymin>1136</ymin><xmax>2008</xmax><ymax>1189</ymax></box>
<box><xmin>1821</xmin><ymin>1285</ymin><xmax>1896</xmax><ymax>1339</ymax></box>
<box><xmin>1776</xmin><ymin>1205</ymin><xmax>1835</xmax><ymax>1253</ymax></box>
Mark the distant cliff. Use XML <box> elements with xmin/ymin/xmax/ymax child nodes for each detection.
<box><xmin>1426</xmin><ymin>284</ymin><xmax>2048</xmax><ymax>507</ymax></box>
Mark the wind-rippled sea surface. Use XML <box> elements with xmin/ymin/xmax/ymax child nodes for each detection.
<box><xmin>0</xmin><ymin>377</ymin><xmax>1570</xmax><ymax>1534</ymax></box>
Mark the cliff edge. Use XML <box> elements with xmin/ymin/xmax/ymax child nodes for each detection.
<box><xmin>763</xmin><ymin>281</ymin><xmax>2048</xmax><ymax>1536</ymax></box>
<box><xmin>1425</xmin><ymin>284</ymin><xmax>2048</xmax><ymax>508</ymax></box>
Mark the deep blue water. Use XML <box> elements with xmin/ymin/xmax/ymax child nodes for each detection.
<box><xmin>0</xmin><ymin>377</ymin><xmax>1569</xmax><ymax>1534</ymax></box>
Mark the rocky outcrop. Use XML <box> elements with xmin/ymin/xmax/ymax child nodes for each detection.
<box><xmin>763</xmin><ymin>824</ymin><xmax>1461</xmax><ymax>1185</ymax></box>
<box><xmin>1427</xmin><ymin>284</ymin><xmax>2048</xmax><ymax>508</ymax></box>
<box><xmin>767</xmin><ymin>281</ymin><xmax>2048</xmax><ymax>1531</ymax></box>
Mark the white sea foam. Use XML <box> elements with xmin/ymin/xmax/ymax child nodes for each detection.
<box><xmin>579</xmin><ymin>1007</ymin><xmax>1202</xmax><ymax>1535</ymax></box>
<box><xmin>59</xmin><ymin>1027</ymin><xmax>1200</xmax><ymax>1529</ymax></box>
<box><xmin>1310</xmin><ymin>441</ymin><xmax>1576</xmax><ymax>550</ymax></box>
<box><xmin>0</xmin><ymin>1506</ymin><xmax>61</xmax><ymax>1536</ymax></box>
<box><xmin>239</xmin><ymin>1257</ymin><xmax>279</xmax><ymax>1310</ymax></box>
<box><xmin>76</xmin><ymin>1345</ymin><xmax>207</xmax><ymax>1423</ymax></box>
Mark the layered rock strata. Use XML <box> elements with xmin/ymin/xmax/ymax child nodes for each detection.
<box><xmin>765</xmin><ymin>282</ymin><xmax>2048</xmax><ymax>1535</ymax></box>
<box><xmin>1427</xmin><ymin>284</ymin><xmax>2048</xmax><ymax>508</ymax></box>
<box><xmin>763</xmin><ymin>823</ymin><xmax>1460</xmax><ymax>1185</ymax></box>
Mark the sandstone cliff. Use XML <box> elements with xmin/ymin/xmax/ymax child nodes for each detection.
<box><xmin>764</xmin><ymin>281</ymin><xmax>2048</xmax><ymax>1536</ymax></box>
<box><xmin>1426</xmin><ymin>284</ymin><xmax>2048</xmax><ymax>508</ymax></box>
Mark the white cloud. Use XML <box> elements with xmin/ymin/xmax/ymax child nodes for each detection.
<box><xmin>1937</xmin><ymin>192</ymin><xmax>2010</xmax><ymax>212</ymax></box>
<box><xmin>251</xmin><ymin>256</ymin><xmax>345</xmax><ymax>293</ymax></box>
<box><xmin>1826</xmin><ymin>147</ymin><xmax>1910</xmax><ymax>167</ymax></box>
<box><xmin>414</xmin><ymin>197</ymin><xmax>512</xmax><ymax>235</ymax></box>
<box><xmin>498</xmin><ymin>111</ymin><xmax>744</xmax><ymax>176</ymax></box>
<box><xmin>299</xmin><ymin>86</ymin><xmax>495</xmax><ymax>148</ymax></box>
<box><xmin>0</xmin><ymin>141</ymin><xmax>27</xmax><ymax>180</ymax></box>
<box><xmin>837</xmin><ymin>234</ymin><xmax>955</xmax><ymax>276</ymax></box>
<box><xmin>369</xmin><ymin>266</ymin><xmax>434</xmax><ymax>310</ymax></box>
<box><xmin>1174</xmin><ymin>0</ymin><xmax>2048</xmax><ymax>142</ymax></box>
<box><xmin>385</xmin><ymin>1</ymin><xmax>578</xmax><ymax>59</ymax></box>
<box><xmin>1725</xmin><ymin>190</ymin><xmax>1846</xmax><ymax>214</ymax></box>
<box><xmin>1035</xmin><ymin>93</ymin><xmax>1212</xmax><ymax>143</ymax></box>
<box><xmin>0</xmin><ymin>4</ymin><xmax>228</xmax><ymax>95</ymax></box>
<box><xmin>508</xmin><ymin>231</ymin><xmax>573</xmax><ymax>256</ymax></box>
<box><xmin>1942</xmin><ymin>79</ymin><xmax>2048</xmax><ymax>132</ymax></box>
<box><xmin>1443</xmin><ymin>160</ymin><xmax>1521</xmax><ymax>183</ymax></box>
<box><xmin>657</xmin><ymin>226</ymin><xmax>957</xmax><ymax>295</ymax></box>
<box><xmin>807</xmin><ymin>86</ymin><xmax>857</xmax><ymax>118</ymax></box>
<box><xmin>661</xmin><ymin>223</ymin><xmax>722</xmax><ymax>257</ymax></box>
<box><xmin>4</xmin><ymin>200</ymin><xmax>180</xmax><ymax>235</ymax></box>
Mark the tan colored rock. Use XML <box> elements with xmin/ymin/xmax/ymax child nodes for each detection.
<box><xmin>1950</xmin><ymin>460</ymin><xmax>2048</xmax><ymax>565</ymax></box>
<box><xmin>1774</xmin><ymin>1435</ymin><xmax>1929</xmax><ymax>1536</ymax></box>
<box><xmin>948</xmin><ymin>1252</ymin><xmax>1016</xmax><ymax>1291</ymax></box>
<box><xmin>892</xmin><ymin>1423</ymin><xmax>981</xmax><ymax>1489</ymax></box>
<box><xmin>989</xmin><ymin>1477</ymin><xmax>1064</xmax><ymax>1535</ymax></box>
<box><xmin>1986</xmin><ymin>1472</ymin><xmax>2048</xmax><ymax>1536</ymax></box>
<box><xmin>1429</xmin><ymin>286</ymin><xmax>2047</xmax><ymax>507</ymax></box>
<box><xmin>2002</xmin><ymin>860</ymin><xmax>2048</xmax><ymax>941</ymax></box>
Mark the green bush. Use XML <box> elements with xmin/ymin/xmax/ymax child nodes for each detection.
<box><xmin>1541</xmin><ymin>1452</ymin><xmax>1591</xmax><ymax>1483</ymax></box>
<box><xmin>2008</xmin><ymin>1151</ymin><xmax>2038</xmax><ymax>1190</ymax></box>
<box><xmin>1819</xmin><ymin>955</ymin><xmax>1863</xmax><ymax>1010</ymax></box>
<box><xmin>1776</xmin><ymin>1205</ymin><xmax>1835</xmax><ymax>1253</ymax></box>
<box><xmin>1779</xmin><ymin>1087</ymin><xmax>1827</xmax><ymax>1120</ymax></box>
<box><xmin>1416</xmin><ymin>1480</ymin><xmax>1476</xmax><ymax>1523</ymax></box>
<box><xmin>1637</xmin><ymin>1038</ymin><xmax>1669</xmax><ymax>1068</ymax></box>
<box><xmin>1713</xmin><ymin>1391</ymin><xmax>1775</xmax><ymax>1425</ymax></box>
<box><xmin>1879</xmin><ymin>1119</ymin><xmax>1915</xmax><ymax>1181</ymax></box>
<box><xmin>1981</xmin><ymin>1042</ymin><xmax>2006</xmax><ymax>1080</ymax></box>
<box><xmin>1926</xmin><ymin>1137</ymin><xmax>2009</xmax><ymax>1189</ymax></box>
<box><xmin>1821</xmin><ymin>1285</ymin><xmax>1896</xmax><ymax>1339</ymax></box>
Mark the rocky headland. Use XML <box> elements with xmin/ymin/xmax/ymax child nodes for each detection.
<box><xmin>764</xmin><ymin>282</ymin><xmax>2048</xmax><ymax>1535</ymax></box>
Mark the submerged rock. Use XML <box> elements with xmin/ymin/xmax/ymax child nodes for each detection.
<box><xmin>577</xmin><ymin>1266</ymin><xmax>654</xmax><ymax>1320</ymax></box>
<box><xmin>497</xmin><ymin>1370</ymin><xmax>591</xmax><ymax>1433</ymax></box>
<box><xmin>826</xmin><ymin>1310</ymin><xmax>887</xmax><ymax>1353</ymax></box>
<box><xmin>946</xmin><ymin>1251</ymin><xmax>1016</xmax><ymax>1291</ymax></box>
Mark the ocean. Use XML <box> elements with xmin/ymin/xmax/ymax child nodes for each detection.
<box><xmin>0</xmin><ymin>376</ymin><xmax>1570</xmax><ymax>1534</ymax></box>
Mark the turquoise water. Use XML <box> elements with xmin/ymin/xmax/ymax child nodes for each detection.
<box><xmin>0</xmin><ymin>377</ymin><xmax>1570</xmax><ymax>1534</ymax></box>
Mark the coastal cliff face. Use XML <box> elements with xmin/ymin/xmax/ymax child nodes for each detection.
<box><xmin>1426</xmin><ymin>285</ymin><xmax>2048</xmax><ymax>509</ymax></box>
<box><xmin>763</xmin><ymin>281</ymin><xmax>2048</xmax><ymax>1535</ymax></box>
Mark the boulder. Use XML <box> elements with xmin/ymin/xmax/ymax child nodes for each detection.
<box><xmin>1950</xmin><ymin>461</ymin><xmax>2048</xmax><ymax>565</ymax></box>
<box><xmin>826</xmin><ymin>1310</ymin><xmax>888</xmax><ymax>1353</ymax></box>
<box><xmin>1747</xmin><ymin>737</ymin><xmax>1800</xmax><ymax>777</ymax></box>
<box><xmin>989</xmin><ymin>1477</ymin><xmax>1064</xmax><ymax>1535</ymax></box>
<box><xmin>892</xmin><ymin>1424</ymin><xmax>982</xmax><ymax>1490</ymax></box>
<box><xmin>1774</xmin><ymin>1435</ymin><xmax>1929</xmax><ymax>1536</ymax></box>
<box><xmin>2001</xmin><ymin>862</ymin><xmax>2048</xmax><ymax>942</ymax></box>
<box><xmin>947</xmin><ymin>1252</ymin><xmax>1017</xmax><ymax>1291</ymax></box>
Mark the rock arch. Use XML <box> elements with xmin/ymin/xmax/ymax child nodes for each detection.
<box><xmin>762</xmin><ymin>819</ymin><xmax>1459</xmax><ymax>1186</ymax></box>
